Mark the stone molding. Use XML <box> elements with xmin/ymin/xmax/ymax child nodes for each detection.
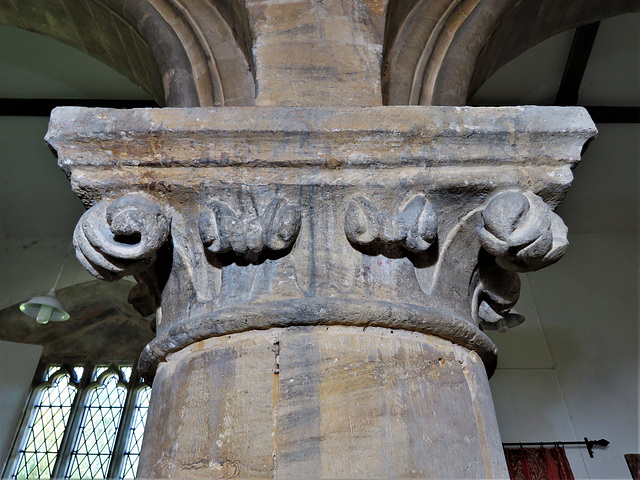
<box><xmin>4</xmin><ymin>1</ymin><xmax>637</xmax><ymax>107</ymax></box>
<box><xmin>382</xmin><ymin>0</ymin><xmax>640</xmax><ymax>105</ymax></box>
<box><xmin>47</xmin><ymin>105</ymin><xmax>596</xmax><ymax>378</ymax></box>
<box><xmin>0</xmin><ymin>0</ymin><xmax>254</xmax><ymax>107</ymax></box>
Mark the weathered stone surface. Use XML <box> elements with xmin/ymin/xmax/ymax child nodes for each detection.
<box><xmin>139</xmin><ymin>326</ymin><xmax>506</xmax><ymax>479</ymax></box>
<box><xmin>46</xmin><ymin>105</ymin><xmax>596</xmax><ymax>380</ymax></box>
<box><xmin>73</xmin><ymin>194</ymin><xmax>171</xmax><ymax>280</ymax></box>
<box><xmin>49</xmin><ymin>104</ymin><xmax>595</xmax><ymax>478</ymax></box>
<box><xmin>246</xmin><ymin>0</ymin><xmax>386</xmax><ymax>106</ymax></box>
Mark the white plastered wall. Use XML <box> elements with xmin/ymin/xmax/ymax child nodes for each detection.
<box><xmin>0</xmin><ymin>340</ymin><xmax>42</xmax><ymax>470</ymax></box>
<box><xmin>488</xmin><ymin>233</ymin><xmax>638</xmax><ymax>479</ymax></box>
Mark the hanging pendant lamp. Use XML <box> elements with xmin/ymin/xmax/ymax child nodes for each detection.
<box><xmin>20</xmin><ymin>288</ymin><xmax>70</xmax><ymax>324</ymax></box>
<box><xmin>20</xmin><ymin>243</ymin><xmax>72</xmax><ymax>324</ymax></box>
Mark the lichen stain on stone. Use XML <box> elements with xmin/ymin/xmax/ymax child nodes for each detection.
<box><xmin>363</xmin><ymin>0</ymin><xmax>387</xmax><ymax>17</ymax></box>
<box><xmin>326</xmin><ymin>156</ymin><xmax>345</xmax><ymax>169</ymax></box>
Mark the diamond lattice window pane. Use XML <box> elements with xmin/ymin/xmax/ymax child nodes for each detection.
<box><xmin>119</xmin><ymin>386</ymin><xmax>151</xmax><ymax>479</ymax></box>
<box><xmin>64</xmin><ymin>372</ymin><xmax>127</xmax><ymax>479</ymax></box>
<box><xmin>120</xmin><ymin>367</ymin><xmax>132</xmax><ymax>383</ymax></box>
<box><xmin>73</xmin><ymin>367</ymin><xmax>85</xmax><ymax>381</ymax></box>
<box><xmin>11</xmin><ymin>372</ymin><xmax>77</xmax><ymax>480</ymax></box>
<box><xmin>94</xmin><ymin>366</ymin><xmax>110</xmax><ymax>381</ymax></box>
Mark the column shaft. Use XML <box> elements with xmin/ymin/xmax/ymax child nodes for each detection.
<box><xmin>139</xmin><ymin>327</ymin><xmax>506</xmax><ymax>478</ymax></box>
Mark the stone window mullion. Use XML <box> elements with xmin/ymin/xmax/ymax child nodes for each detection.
<box><xmin>49</xmin><ymin>364</ymin><xmax>94</xmax><ymax>480</ymax></box>
<box><xmin>105</xmin><ymin>369</ymin><xmax>141</xmax><ymax>480</ymax></box>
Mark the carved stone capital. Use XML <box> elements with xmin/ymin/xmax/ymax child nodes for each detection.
<box><xmin>47</xmin><ymin>106</ymin><xmax>596</xmax><ymax>377</ymax></box>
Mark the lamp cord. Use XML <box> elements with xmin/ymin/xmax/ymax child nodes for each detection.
<box><xmin>52</xmin><ymin>242</ymin><xmax>73</xmax><ymax>291</ymax></box>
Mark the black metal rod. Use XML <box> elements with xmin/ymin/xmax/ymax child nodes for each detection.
<box><xmin>503</xmin><ymin>441</ymin><xmax>597</xmax><ymax>446</ymax></box>
<box><xmin>503</xmin><ymin>438</ymin><xmax>610</xmax><ymax>458</ymax></box>
<box><xmin>0</xmin><ymin>98</ymin><xmax>159</xmax><ymax>116</ymax></box>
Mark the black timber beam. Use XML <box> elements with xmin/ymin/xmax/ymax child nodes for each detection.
<box><xmin>1</xmin><ymin>98</ymin><xmax>639</xmax><ymax>123</ymax></box>
<box><xmin>585</xmin><ymin>106</ymin><xmax>640</xmax><ymax>124</ymax></box>
<box><xmin>555</xmin><ymin>21</ymin><xmax>601</xmax><ymax>106</ymax></box>
<box><xmin>0</xmin><ymin>98</ymin><xmax>159</xmax><ymax>117</ymax></box>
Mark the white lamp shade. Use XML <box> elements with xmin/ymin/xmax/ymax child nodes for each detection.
<box><xmin>20</xmin><ymin>289</ymin><xmax>70</xmax><ymax>324</ymax></box>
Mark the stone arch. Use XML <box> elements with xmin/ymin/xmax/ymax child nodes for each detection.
<box><xmin>0</xmin><ymin>0</ymin><xmax>255</xmax><ymax>107</ymax></box>
<box><xmin>383</xmin><ymin>0</ymin><xmax>640</xmax><ymax>106</ymax></box>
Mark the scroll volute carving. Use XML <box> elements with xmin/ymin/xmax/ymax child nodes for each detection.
<box><xmin>73</xmin><ymin>194</ymin><xmax>172</xmax><ymax>316</ymax></box>
<box><xmin>74</xmin><ymin>194</ymin><xmax>171</xmax><ymax>281</ymax></box>
<box><xmin>344</xmin><ymin>194</ymin><xmax>438</xmax><ymax>254</ymax></box>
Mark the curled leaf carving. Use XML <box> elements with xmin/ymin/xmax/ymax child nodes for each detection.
<box><xmin>479</xmin><ymin>190</ymin><xmax>568</xmax><ymax>272</ymax></box>
<box><xmin>344</xmin><ymin>194</ymin><xmax>437</xmax><ymax>253</ymax></box>
<box><xmin>199</xmin><ymin>197</ymin><xmax>301</xmax><ymax>257</ymax></box>
<box><xmin>73</xmin><ymin>194</ymin><xmax>171</xmax><ymax>281</ymax></box>
<box><xmin>344</xmin><ymin>196</ymin><xmax>378</xmax><ymax>245</ymax></box>
<box><xmin>472</xmin><ymin>258</ymin><xmax>523</xmax><ymax>330</ymax></box>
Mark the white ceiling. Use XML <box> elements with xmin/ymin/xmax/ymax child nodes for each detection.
<box><xmin>470</xmin><ymin>12</ymin><xmax>639</xmax><ymax>235</ymax></box>
<box><xmin>0</xmin><ymin>24</ymin><xmax>151</xmax><ymax>100</ymax></box>
<box><xmin>0</xmin><ymin>14</ymin><xmax>638</xmax><ymax>239</ymax></box>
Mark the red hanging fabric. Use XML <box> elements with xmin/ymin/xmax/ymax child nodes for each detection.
<box><xmin>504</xmin><ymin>447</ymin><xmax>575</xmax><ymax>480</ymax></box>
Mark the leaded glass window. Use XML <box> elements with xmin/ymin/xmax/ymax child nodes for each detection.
<box><xmin>10</xmin><ymin>366</ymin><xmax>81</xmax><ymax>479</ymax></box>
<box><xmin>3</xmin><ymin>363</ymin><xmax>151</xmax><ymax>480</ymax></box>
<box><xmin>119</xmin><ymin>386</ymin><xmax>151</xmax><ymax>480</ymax></box>
<box><xmin>65</xmin><ymin>368</ymin><xmax>128</xmax><ymax>479</ymax></box>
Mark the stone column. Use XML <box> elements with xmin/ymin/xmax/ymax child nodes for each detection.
<box><xmin>47</xmin><ymin>105</ymin><xmax>595</xmax><ymax>478</ymax></box>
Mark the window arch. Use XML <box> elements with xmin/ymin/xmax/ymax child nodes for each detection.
<box><xmin>4</xmin><ymin>364</ymin><xmax>151</xmax><ymax>480</ymax></box>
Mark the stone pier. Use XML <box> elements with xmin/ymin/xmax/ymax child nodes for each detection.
<box><xmin>41</xmin><ymin>0</ymin><xmax>598</xmax><ymax>477</ymax></box>
<box><xmin>46</xmin><ymin>105</ymin><xmax>595</xmax><ymax>478</ymax></box>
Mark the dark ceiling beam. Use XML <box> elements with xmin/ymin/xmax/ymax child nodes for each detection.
<box><xmin>1</xmin><ymin>98</ymin><xmax>638</xmax><ymax>123</ymax></box>
<box><xmin>0</xmin><ymin>98</ymin><xmax>159</xmax><ymax>117</ymax></box>
<box><xmin>554</xmin><ymin>21</ymin><xmax>601</xmax><ymax>106</ymax></box>
<box><xmin>585</xmin><ymin>106</ymin><xmax>640</xmax><ymax>124</ymax></box>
